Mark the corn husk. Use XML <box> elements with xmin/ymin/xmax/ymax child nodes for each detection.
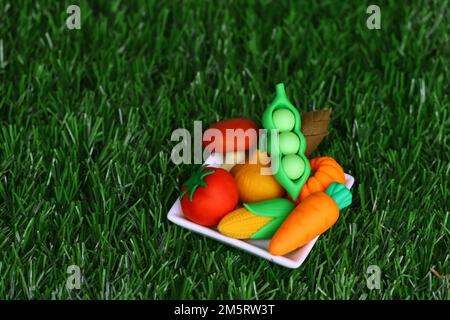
<box><xmin>300</xmin><ymin>108</ymin><xmax>332</xmax><ymax>157</ymax></box>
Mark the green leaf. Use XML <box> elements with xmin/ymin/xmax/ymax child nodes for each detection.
<box><xmin>243</xmin><ymin>198</ymin><xmax>295</xmax><ymax>218</ymax></box>
<box><xmin>180</xmin><ymin>165</ymin><xmax>215</xmax><ymax>202</ymax></box>
<box><xmin>251</xmin><ymin>216</ymin><xmax>287</xmax><ymax>239</ymax></box>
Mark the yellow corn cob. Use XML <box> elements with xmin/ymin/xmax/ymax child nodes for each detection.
<box><xmin>218</xmin><ymin>207</ymin><xmax>273</xmax><ymax>239</ymax></box>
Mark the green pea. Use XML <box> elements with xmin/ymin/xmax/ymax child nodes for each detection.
<box><xmin>282</xmin><ymin>155</ymin><xmax>305</xmax><ymax>180</ymax></box>
<box><xmin>279</xmin><ymin>132</ymin><xmax>300</xmax><ymax>155</ymax></box>
<box><xmin>272</xmin><ymin>109</ymin><xmax>295</xmax><ymax>132</ymax></box>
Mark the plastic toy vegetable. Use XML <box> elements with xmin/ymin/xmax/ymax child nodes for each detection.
<box><xmin>203</xmin><ymin>118</ymin><xmax>259</xmax><ymax>171</ymax></box>
<box><xmin>231</xmin><ymin>151</ymin><xmax>285</xmax><ymax>203</ymax></box>
<box><xmin>269</xmin><ymin>182</ymin><xmax>352</xmax><ymax>256</ymax></box>
<box><xmin>218</xmin><ymin>198</ymin><xmax>295</xmax><ymax>239</ymax></box>
<box><xmin>300</xmin><ymin>108</ymin><xmax>332</xmax><ymax>157</ymax></box>
<box><xmin>261</xmin><ymin>83</ymin><xmax>310</xmax><ymax>201</ymax></box>
<box><xmin>180</xmin><ymin>165</ymin><xmax>239</xmax><ymax>226</ymax></box>
<box><xmin>289</xmin><ymin>156</ymin><xmax>346</xmax><ymax>204</ymax></box>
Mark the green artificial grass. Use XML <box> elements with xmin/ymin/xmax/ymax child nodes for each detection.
<box><xmin>0</xmin><ymin>0</ymin><xmax>448</xmax><ymax>299</ymax></box>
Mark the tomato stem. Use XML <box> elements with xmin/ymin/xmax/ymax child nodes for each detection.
<box><xmin>180</xmin><ymin>165</ymin><xmax>215</xmax><ymax>202</ymax></box>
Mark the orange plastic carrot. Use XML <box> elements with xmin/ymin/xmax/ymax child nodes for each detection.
<box><xmin>269</xmin><ymin>182</ymin><xmax>352</xmax><ymax>256</ymax></box>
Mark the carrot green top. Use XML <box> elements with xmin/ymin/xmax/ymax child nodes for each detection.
<box><xmin>325</xmin><ymin>182</ymin><xmax>353</xmax><ymax>210</ymax></box>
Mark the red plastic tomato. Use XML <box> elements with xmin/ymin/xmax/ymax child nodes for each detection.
<box><xmin>202</xmin><ymin>118</ymin><xmax>259</xmax><ymax>153</ymax></box>
<box><xmin>180</xmin><ymin>166</ymin><xmax>239</xmax><ymax>226</ymax></box>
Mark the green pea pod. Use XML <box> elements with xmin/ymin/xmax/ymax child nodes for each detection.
<box><xmin>261</xmin><ymin>83</ymin><xmax>310</xmax><ymax>201</ymax></box>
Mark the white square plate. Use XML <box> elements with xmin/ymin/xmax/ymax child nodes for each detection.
<box><xmin>167</xmin><ymin>154</ymin><xmax>355</xmax><ymax>269</ymax></box>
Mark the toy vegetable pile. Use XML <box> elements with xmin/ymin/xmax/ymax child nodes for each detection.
<box><xmin>178</xmin><ymin>83</ymin><xmax>352</xmax><ymax>256</ymax></box>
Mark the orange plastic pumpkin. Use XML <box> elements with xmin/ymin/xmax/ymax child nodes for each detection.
<box><xmin>290</xmin><ymin>157</ymin><xmax>346</xmax><ymax>204</ymax></box>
